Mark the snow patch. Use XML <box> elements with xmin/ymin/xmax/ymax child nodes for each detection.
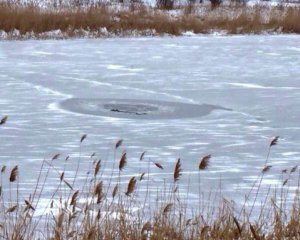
<box><xmin>38</xmin><ymin>29</ymin><xmax>65</xmax><ymax>39</ymax></box>
<box><xmin>0</xmin><ymin>30</ymin><xmax>8</xmax><ymax>39</ymax></box>
<box><xmin>182</xmin><ymin>31</ymin><xmax>196</xmax><ymax>36</ymax></box>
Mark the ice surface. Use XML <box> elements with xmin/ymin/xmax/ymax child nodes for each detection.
<box><xmin>0</xmin><ymin>35</ymin><xmax>300</xmax><ymax>209</ymax></box>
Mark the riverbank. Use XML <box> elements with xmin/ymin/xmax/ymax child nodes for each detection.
<box><xmin>0</xmin><ymin>2</ymin><xmax>299</xmax><ymax>40</ymax></box>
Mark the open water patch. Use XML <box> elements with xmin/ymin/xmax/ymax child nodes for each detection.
<box><xmin>59</xmin><ymin>98</ymin><xmax>231</xmax><ymax>119</ymax></box>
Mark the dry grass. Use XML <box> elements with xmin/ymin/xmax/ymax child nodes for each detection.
<box><xmin>0</xmin><ymin>2</ymin><xmax>299</xmax><ymax>39</ymax></box>
<box><xmin>1</xmin><ymin>116</ymin><xmax>300</xmax><ymax>239</ymax></box>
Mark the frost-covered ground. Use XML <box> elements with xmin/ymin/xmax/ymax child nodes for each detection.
<box><xmin>0</xmin><ymin>35</ymin><xmax>300</xmax><ymax>211</ymax></box>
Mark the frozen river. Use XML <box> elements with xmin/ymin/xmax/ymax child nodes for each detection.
<box><xmin>0</xmin><ymin>35</ymin><xmax>300</xmax><ymax>211</ymax></box>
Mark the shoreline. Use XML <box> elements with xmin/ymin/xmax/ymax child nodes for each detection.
<box><xmin>0</xmin><ymin>27</ymin><xmax>293</xmax><ymax>40</ymax></box>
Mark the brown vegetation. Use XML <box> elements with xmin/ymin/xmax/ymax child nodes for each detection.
<box><xmin>0</xmin><ymin>2</ymin><xmax>299</xmax><ymax>39</ymax></box>
<box><xmin>1</xmin><ymin>116</ymin><xmax>300</xmax><ymax>239</ymax></box>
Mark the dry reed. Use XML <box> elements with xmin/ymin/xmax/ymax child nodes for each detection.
<box><xmin>199</xmin><ymin>154</ymin><xmax>211</xmax><ymax>170</ymax></box>
<box><xmin>112</xmin><ymin>184</ymin><xmax>118</xmax><ymax>198</ymax></box>
<box><xmin>139</xmin><ymin>151</ymin><xmax>146</xmax><ymax>161</ymax></box>
<box><xmin>162</xmin><ymin>203</ymin><xmax>173</xmax><ymax>215</ymax></box>
<box><xmin>115</xmin><ymin>139</ymin><xmax>123</xmax><ymax>149</ymax></box>
<box><xmin>0</xmin><ymin>116</ymin><xmax>8</xmax><ymax>125</ymax></box>
<box><xmin>119</xmin><ymin>152</ymin><xmax>127</xmax><ymax>171</ymax></box>
<box><xmin>173</xmin><ymin>158</ymin><xmax>182</xmax><ymax>182</ymax></box>
<box><xmin>154</xmin><ymin>162</ymin><xmax>163</xmax><ymax>170</ymax></box>
<box><xmin>125</xmin><ymin>177</ymin><xmax>137</xmax><ymax>196</ymax></box>
<box><xmin>9</xmin><ymin>166</ymin><xmax>18</xmax><ymax>182</ymax></box>
<box><xmin>80</xmin><ymin>134</ymin><xmax>87</xmax><ymax>143</ymax></box>
<box><xmin>1</xmin><ymin>116</ymin><xmax>300</xmax><ymax>239</ymax></box>
<box><xmin>270</xmin><ymin>136</ymin><xmax>279</xmax><ymax>147</ymax></box>
<box><xmin>139</xmin><ymin>172</ymin><xmax>146</xmax><ymax>181</ymax></box>
<box><xmin>0</xmin><ymin>3</ymin><xmax>299</xmax><ymax>39</ymax></box>
<box><xmin>51</xmin><ymin>153</ymin><xmax>60</xmax><ymax>160</ymax></box>
<box><xmin>94</xmin><ymin>159</ymin><xmax>101</xmax><ymax>177</ymax></box>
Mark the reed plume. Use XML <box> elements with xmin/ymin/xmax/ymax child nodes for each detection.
<box><xmin>25</xmin><ymin>200</ymin><xmax>35</xmax><ymax>211</ymax></box>
<box><xmin>125</xmin><ymin>177</ymin><xmax>137</xmax><ymax>196</ymax></box>
<box><xmin>6</xmin><ymin>205</ymin><xmax>18</xmax><ymax>213</ymax></box>
<box><xmin>163</xmin><ymin>203</ymin><xmax>173</xmax><ymax>215</ymax></box>
<box><xmin>70</xmin><ymin>190</ymin><xmax>79</xmax><ymax>206</ymax></box>
<box><xmin>94</xmin><ymin>160</ymin><xmax>101</xmax><ymax>177</ymax></box>
<box><xmin>94</xmin><ymin>181</ymin><xmax>104</xmax><ymax>203</ymax></box>
<box><xmin>96</xmin><ymin>210</ymin><xmax>101</xmax><ymax>220</ymax></box>
<box><xmin>115</xmin><ymin>139</ymin><xmax>123</xmax><ymax>149</ymax></box>
<box><xmin>119</xmin><ymin>152</ymin><xmax>127</xmax><ymax>171</ymax></box>
<box><xmin>52</xmin><ymin>153</ymin><xmax>60</xmax><ymax>160</ymax></box>
<box><xmin>9</xmin><ymin>166</ymin><xmax>18</xmax><ymax>182</ymax></box>
<box><xmin>140</xmin><ymin>151</ymin><xmax>146</xmax><ymax>161</ymax></box>
<box><xmin>0</xmin><ymin>116</ymin><xmax>8</xmax><ymax>125</ymax></box>
<box><xmin>154</xmin><ymin>162</ymin><xmax>164</xmax><ymax>170</ymax></box>
<box><xmin>174</xmin><ymin>158</ymin><xmax>182</xmax><ymax>182</ymax></box>
<box><xmin>262</xmin><ymin>165</ymin><xmax>272</xmax><ymax>173</ymax></box>
<box><xmin>291</xmin><ymin>165</ymin><xmax>298</xmax><ymax>173</ymax></box>
<box><xmin>112</xmin><ymin>184</ymin><xmax>118</xmax><ymax>198</ymax></box>
<box><xmin>60</xmin><ymin>172</ymin><xmax>64</xmax><ymax>181</ymax></box>
<box><xmin>270</xmin><ymin>136</ymin><xmax>279</xmax><ymax>147</ymax></box>
<box><xmin>80</xmin><ymin>134</ymin><xmax>87</xmax><ymax>143</ymax></box>
<box><xmin>139</xmin><ymin>172</ymin><xmax>146</xmax><ymax>181</ymax></box>
<box><xmin>199</xmin><ymin>155</ymin><xmax>211</xmax><ymax>170</ymax></box>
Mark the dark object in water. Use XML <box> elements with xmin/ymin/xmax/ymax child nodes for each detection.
<box><xmin>110</xmin><ymin>108</ymin><xmax>147</xmax><ymax>115</ymax></box>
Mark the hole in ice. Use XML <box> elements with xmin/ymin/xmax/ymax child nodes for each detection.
<box><xmin>59</xmin><ymin>98</ymin><xmax>231</xmax><ymax>120</ymax></box>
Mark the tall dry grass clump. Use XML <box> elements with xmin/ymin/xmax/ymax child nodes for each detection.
<box><xmin>0</xmin><ymin>3</ymin><xmax>112</xmax><ymax>34</ymax></box>
<box><xmin>277</xmin><ymin>7</ymin><xmax>300</xmax><ymax>33</ymax></box>
<box><xmin>2</xmin><ymin>116</ymin><xmax>300</xmax><ymax>239</ymax></box>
